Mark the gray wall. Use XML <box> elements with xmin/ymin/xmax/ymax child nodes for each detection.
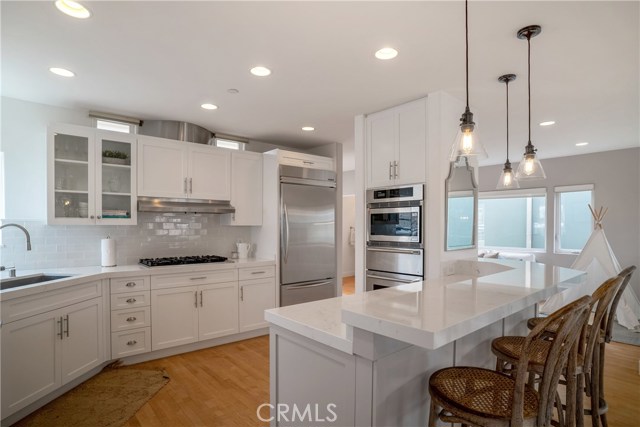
<box><xmin>479</xmin><ymin>148</ymin><xmax>640</xmax><ymax>296</ymax></box>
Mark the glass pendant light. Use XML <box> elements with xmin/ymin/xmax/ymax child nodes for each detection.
<box><xmin>497</xmin><ymin>74</ymin><xmax>519</xmax><ymax>189</ymax></box>
<box><xmin>449</xmin><ymin>0</ymin><xmax>488</xmax><ymax>160</ymax></box>
<box><xmin>515</xmin><ymin>25</ymin><xmax>546</xmax><ymax>180</ymax></box>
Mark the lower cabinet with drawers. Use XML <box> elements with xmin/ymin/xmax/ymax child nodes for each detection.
<box><xmin>109</xmin><ymin>275</ymin><xmax>151</xmax><ymax>358</ymax></box>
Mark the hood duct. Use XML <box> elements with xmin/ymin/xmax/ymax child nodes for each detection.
<box><xmin>138</xmin><ymin>197</ymin><xmax>235</xmax><ymax>215</ymax></box>
<box><xmin>138</xmin><ymin>120</ymin><xmax>215</xmax><ymax>145</ymax></box>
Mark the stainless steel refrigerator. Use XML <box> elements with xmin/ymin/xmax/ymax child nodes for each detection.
<box><xmin>280</xmin><ymin>165</ymin><xmax>337</xmax><ymax>306</ymax></box>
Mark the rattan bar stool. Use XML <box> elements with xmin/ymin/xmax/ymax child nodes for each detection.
<box><xmin>428</xmin><ymin>296</ymin><xmax>591</xmax><ymax>427</ymax></box>
<box><xmin>526</xmin><ymin>266</ymin><xmax>636</xmax><ymax>427</ymax></box>
<box><xmin>491</xmin><ymin>276</ymin><xmax>622</xmax><ymax>427</ymax></box>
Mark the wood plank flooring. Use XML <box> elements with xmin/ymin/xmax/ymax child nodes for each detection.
<box><xmin>342</xmin><ymin>276</ymin><xmax>355</xmax><ymax>295</ymax></box>
<box><xmin>123</xmin><ymin>336</ymin><xmax>640</xmax><ymax>427</ymax></box>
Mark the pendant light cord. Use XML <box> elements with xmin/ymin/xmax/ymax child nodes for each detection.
<box><xmin>465</xmin><ymin>0</ymin><xmax>470</xmax><ymax>109</ymax></box>
<box><xmin>527</xmin><ymin>34</ymin><xmax>531</xmax><ymax>143</ymax></box>
<box><xmin>506</xmin><ymin>79</ymin><xmax>510</xmax><ymax>161</ymax></box>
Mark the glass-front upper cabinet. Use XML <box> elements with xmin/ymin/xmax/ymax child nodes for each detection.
<box><xmin>47</xmin><ymin>124</ymin><xmax>137</xmax><ymax>225</ymax></box>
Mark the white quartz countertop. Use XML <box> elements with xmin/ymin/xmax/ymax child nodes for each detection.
<box><xmin>0</xmin><ymin>258</ymin><xmax>275</xmax><ymax>301</ymax></box>
<box><xmin>265</xmin><ymin>260</ymin><xmax>586</xmax><ymax>354</ymax></box>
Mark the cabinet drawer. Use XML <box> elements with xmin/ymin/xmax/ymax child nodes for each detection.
<box><xmin>110</xmin><ymin>291</ymin><xmax>150</xmax><ymax>310</ymax></box>
<box><xmin>239</xmin><ymin>266</ymin><xmax>275</xmax><ymax>281</ymax></box>
<box><xmin>280</xmin><ymin>154</ymin><xmax>334</xmax><ymax>171</ymax></box>
<box><xmin>111</xmin><ymin>328</ymin><xmax>151</xmax><ymax>358</ymax></box>
<box><xmin>151</xmin><ymin>269</ymin><xmax>238</xmax><ymax>290</ymax></box>
<box><xmin>110</xmin><ymin>276</ymin><xmax>150</xmax><ymax>294</ymax></box>
<box><xmin>2</xmin><ymin>280</ymin><xmax>102</xmax><ymax>324</ymax></box>
<box><xmin>110</xmin><ymin>306</ymin><xmax>151</xmax><ymax>332</ymax></box>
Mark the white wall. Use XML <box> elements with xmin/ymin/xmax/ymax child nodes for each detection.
<box><xmin>342</xmin><ymin>170</ymin><xmax>355</xmax><ymax>196</ymax></box>
<box><xmin>478</xmin><ymin>147</ymin><xmax>640</xmax><ymax>296</ymax></box>
<box><xmin>342</xmin><ymin>195</ymin><xmax>355</xmax><ymax>277</ymax></box>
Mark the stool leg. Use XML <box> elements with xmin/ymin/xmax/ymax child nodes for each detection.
<box><xmin>428</xmin><ymin>400</ymin><xmax>438</xmax><ymax>427</ymax></box>
<box><xmin>598</xmin><ymin>343</ymin><xmax>608</xmax><ymax>427</ymax></box>
<box><xmin>591</xmin><ymin>350</ymin><xmax>601</xmax><ymax>427</ymax></box>
<box><xmin>566</xmin><ymin>372</ymin><xmax>577</xmax><ymax>427</ymax></box>
<box><xmin>576</xmin><ymin>373</ymin><xmax>585</xmax><ymax>427</ymax></box>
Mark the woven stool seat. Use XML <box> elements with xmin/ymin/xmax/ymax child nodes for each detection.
<box><xmin>429</xmin><ymin>367</ymin><xmax>539</xmax><ymax>420</ymax></box>
<box><xmin>492</xmin><ymin>336</ymin><xmax>585</xmax><ymax>372</ymax></box>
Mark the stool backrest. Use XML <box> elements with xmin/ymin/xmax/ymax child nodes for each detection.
<box><xmin>604</xmin><ymin>265</ymin><xmax>637</xmax><ymax>343</ymax></box>
<box><xmin>511</xmin><ymin>295</ymin><xmax>591</xmax><ymax>427</ymax></box>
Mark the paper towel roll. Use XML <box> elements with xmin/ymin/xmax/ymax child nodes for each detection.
<box><xmin>101</xmin><ymin>237</ymin><xmax>116</xmax><ymax>267</ymax></box>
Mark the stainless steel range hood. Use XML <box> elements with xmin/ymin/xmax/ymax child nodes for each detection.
<box><xmin>137</xmin><ymin>197</ymin><xmax>235</xmax><ymax>214</ymax></box>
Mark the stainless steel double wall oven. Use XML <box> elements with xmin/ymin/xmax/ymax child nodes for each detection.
<box><xmin>366</xmin><ymin>184</ymin><xmax>424</xmax><ymax>291</ymax></box>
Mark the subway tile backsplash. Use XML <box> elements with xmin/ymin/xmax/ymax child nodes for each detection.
<box><xmin>1</xmin><ymin>213</ymin><xmax>252</xmax><ymax>270</ymax></box>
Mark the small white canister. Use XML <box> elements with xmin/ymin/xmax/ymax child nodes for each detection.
<box><xmin>101</xmin><ymin>236</ymin><xmax>116</xmax><ymax>267</ymax></box>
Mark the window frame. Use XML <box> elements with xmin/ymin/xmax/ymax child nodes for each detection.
<box><xmin>554</xmin><ymin>184</ymin><xmax>594</xmax><ymax>255</ymax></box>
<box><xmin>478</xmin><ymin>188</ymin><xmax>547</xmax><ymax>253</ymax></box>
<box><xmin>93</xmin><ymin>118</ymin><xmax>137</xmax><ymax>134</ymax></box>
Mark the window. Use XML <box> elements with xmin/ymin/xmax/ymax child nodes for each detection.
<box><xmin>478</xmin><ymin>188</ymin><xmax>546</xmax><ymax>251</ymax></box>
<box><xmin>95</xmin><ymin>119</ymin><xmax>134</xmax><ymax>134</ymax></box>
<box><xmin>555</xmin><ymin>185</ymin><xmax>594</xmax><ymax>253</ymax></box>
<box><xmin>215</xmin><ymin>138</ymin><xmax>246</xmax><ymax>151</ymax></box>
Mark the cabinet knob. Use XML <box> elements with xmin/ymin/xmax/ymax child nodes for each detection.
<box><xmin>126</xmin><ymin>340</ymin><xmax>137</xmax><ymax>346</ymax></box>
<box><xmin>125</xmin><ymin>282</ymin><xmax>136</xmax><ymax>287</ymax></box>
<box><xmin>126</xmin><ymin>317</ymin><xmax>137</xmax><ymax>322</ymax></box>
<box><xmin>126</xmin><ymin>298</ymin><xmax>136</xmax><ymax>303</ymax></box>
<box><xmin>97</xmin><ymin>215</ymin><xmax>102</xmax><ymax>219</ymax></box>
<box><xmin>90</xmin><ymin>215</ymin><xmax>95</xmax><ymax>219</ymax></box>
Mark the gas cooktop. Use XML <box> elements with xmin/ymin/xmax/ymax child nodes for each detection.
<box><xmin>139</xmin><ymin>255</ymin><xmax>229</xmax><ymax>267</ymax></box>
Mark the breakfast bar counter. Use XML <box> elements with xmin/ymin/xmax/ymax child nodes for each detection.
<box><xmin>265</xmin><ymin>260</ymin><xmax>586</xmax><ymax>426</ymax></box>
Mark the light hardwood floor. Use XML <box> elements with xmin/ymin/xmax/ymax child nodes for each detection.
<box><xmin>342</xmin><ymin>275</ymin><xmax>355</xmax><ymax>295</ymax></box>
<box><xmin>122</xmin><ymin>334</ymin><xmax>640</xmax><ymax>427</ymax></box>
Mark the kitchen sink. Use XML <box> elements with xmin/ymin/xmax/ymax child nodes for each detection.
<box><xmin>1</xmin><ymin>274</ymin><xmax>71</xmax><ymax>291</ymax></box>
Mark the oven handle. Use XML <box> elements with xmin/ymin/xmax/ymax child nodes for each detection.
<box><xmin>366</xmin><ymin>274</ymin><xmax>422</xmax><ymax>284</ymax></box>
<box><xmin>366</xmin><ymin>247</ymin><xmax>422</xmax><ymax>255</ymax></box>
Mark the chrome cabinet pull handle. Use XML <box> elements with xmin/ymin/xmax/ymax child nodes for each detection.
<box><xmin>389</xmin><ymin>162</ymin><xmax>393</xmax><ymax>180</ymax></box>
<box><xmin>190</xmin><ymin>276</ymin><xmax>207</xmax><ymax>281</ymax></box>
<box><xmin>194</xmin><ymin>291</ymin><xmax>198</xmax><ymax>308</ymax></box>
<box><xmin>127</xmin><ymin>340</ymin><xmax>137</xmax><ymax>346</ymax></box>
<box><xmin>189</xmin><ymin>178</ymin><xmax>193</xmax><ymax>194</ymax></box>
<box><xmin>64</xmin><ymin>314</ymin><xmax>70</xmax><ymax>337</ymax></box>
<box><xmin>126</xmin><ymin>298</ymin><xmax>136</xmax><ymax>303</ymax></box>
<box><xmin>394</xmin><ymin>160</ymin><xmax>398</xmax><ymax>178</ymax></box>
<box><xmin>184</xmin><ymin>177</ymin><xmax>188</xmax><ymax>194</ymax></box>
<box><xmin>125</xmin><ymin>282</ymin><xmax>136</xmax><ymax>287</ymax></box>
<box><xmin>240</xmin><ymin>286</ymin><xmax>244</xmax><ymax>301</ymax></box>
<box><xmin>126</xmin><ymin>317</ymin><xmax>137</xmax><ymax>322</ymax></box>
<box><xmin>199</xmin><ymin>290</ymin><xmax>203</xmax><ymax>307</ymax></box>
<box><xmin>57</xmin><ymin>317</ymin><xmax>63</xmax><ymax>340</ymax></box>
<box><xmin>251</xmin><ymin>271</ymin><xmax>266</xmax><ymax>275</ymax></box>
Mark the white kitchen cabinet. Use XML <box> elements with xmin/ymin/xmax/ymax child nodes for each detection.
<box><xmin>239</xmin><ymin>277</ymin><xmax>276</xmax><ymax>332</ymax></box>
<box><xmin>222</xmin><ymin>151</ymin><xmax>263</xmax><ymax>226</ymax></box>
<box><xmin>198</xmin><ymin>282</ymin><xmax>239</xmax><ymax>340</ymax></box>
<box><xmin>1</xmin><ymin>296</ymin><xmax>104</xmax><ymax>417</ymax></box>
<box><xmin>366</xmin><ymin>98</ymin><xmax>427</xmax><ymax>188</ymax></box>
<box><xmin>137</xmin><ymin>136</ymin><xmax>231</xmax><ymax>201</ymax></box>
<box><xmin>150</xmin><ymin>271</ymin><xmax>240</xmax><ymax>350</ymax></box>
<box><xmin>150</xmin><ymin>286</ymin><xmax>199</xmax><ymax>351</ymax></box>
<box><xmin>47</xmin><ymin>124</ymin><xmax>137</xmax><ymax>225</ymax></box>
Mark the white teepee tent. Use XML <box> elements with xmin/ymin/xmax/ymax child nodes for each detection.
<box><xmin>540</xmin><ymin>206</ymin><xmax>640</xmax><ymax>330</ymax></box>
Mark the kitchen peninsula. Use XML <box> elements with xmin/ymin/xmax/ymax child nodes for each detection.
<box><xmin>265</xmin><ymin>259</ymin><xmax>586</xmax><ymax>427</ymax></box>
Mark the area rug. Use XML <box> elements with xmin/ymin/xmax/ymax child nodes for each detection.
<box><xmin>612</xmin><ymin>321</ymin><xmax>640</xmax><ymax>346</ymax></box>
<box><xmin>13</xmin><ymin>365</ymin><xmax>169</xmax><ymax>427</ymax></box>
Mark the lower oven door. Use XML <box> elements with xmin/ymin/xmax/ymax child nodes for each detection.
<box><xmin>366</xmin><ymin>247</ymin><xmax>423</xmax><ymax>276</ymax></box>
<box><xmin>366</xmin><ymin>270</ymin><xmax>423</xmax><ymax>291</ymax></box>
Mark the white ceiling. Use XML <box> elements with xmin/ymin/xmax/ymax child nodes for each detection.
<box><xmin>2</xmin><ymin>1</ymin><xmax>638</xmax><ymax>171</ymax></box>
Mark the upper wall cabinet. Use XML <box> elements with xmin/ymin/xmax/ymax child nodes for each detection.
<box><xmin>137</xmin><ymin>136</ymin><xmax>231</xmax><ymax>201</ymax></box>
<box><xmin>47</xmin><ymin>124</ymin><xmax>137</xmax><ymax>225</ymax></box>
<box><xmin>366</xmin><ymin>98</ymin><xmax>427</xmax><ymax>188</ymax></box>
<box><xmin>222</xmin><ymin>151</ymin><xmax>263</xmax><ymax>226</ymax></box>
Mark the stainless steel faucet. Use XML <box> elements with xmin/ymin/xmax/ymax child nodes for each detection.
<box><xmin>1</xmin><ymin>223</ymin><xmax>32</xmax><ymax>277</ymax></box>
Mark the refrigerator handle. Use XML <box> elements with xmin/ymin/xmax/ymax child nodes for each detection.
<box><xmin>283</xmin><ymin>201</ymin><xmax>290</xmax><ymax>263</ymax></box>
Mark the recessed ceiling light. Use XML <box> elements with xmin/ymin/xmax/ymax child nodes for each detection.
<box><xmin>49</xmin><ymin>67</ymin><xmax>75</xmax><ymax>77</ymax></box>
<box><xmin>250</xmin><ymin>66</ymin><xmax>271</xmax><ymax>77</ymax></box>
<box><xmin>54</xmin><ymin>0</ymin><xmax>91</xmax><ymax>19</ymax></box>
<box><xmin>227</xmin><ymin>88</ymin><xmax>239</xmax><ymax>94</ymax></box>
<box><xmin>576</xmin><ymin>142</ymin><xmax>589</xmax><ymax>147</ymax></box>
<box><xmin>301</xmin><ymin>126</ymin><xmax>315</xmax><ymax>132</ymax></box>
<box><xmin>539</xmin><ymin>121</ymin><xmax>556</xmax><ymax>126</ymax></box>
<box><xmin>375</xmin><ymin>47</ymin><xmax>398</xmax><ymax>60</ymax></box>
<box><xmin>201</xmin><ymin>103</ymin><xmax>218</xmax><ymax>110</ymax></box>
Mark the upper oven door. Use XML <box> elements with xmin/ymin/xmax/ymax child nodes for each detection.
<box><xmin>367</xmin><ymin>206</ymin><xmax>421</xmax><ymax>243</ymax></box>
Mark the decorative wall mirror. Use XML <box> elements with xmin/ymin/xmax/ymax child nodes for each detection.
<box><xmin>445</xmin><ymin>156</ymin><xmax>478</xmax><ymax>251</ymax></box>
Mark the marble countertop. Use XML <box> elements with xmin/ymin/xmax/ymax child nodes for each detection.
<box><xmin>0</xmin><ymin>258</ymin><xmax>275</xmax><ymax>301</ymax></box>
<box><xmin>265</xmin><ymin>260</ymin><xmax>586</xmax><ymax>354</ymax></box>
